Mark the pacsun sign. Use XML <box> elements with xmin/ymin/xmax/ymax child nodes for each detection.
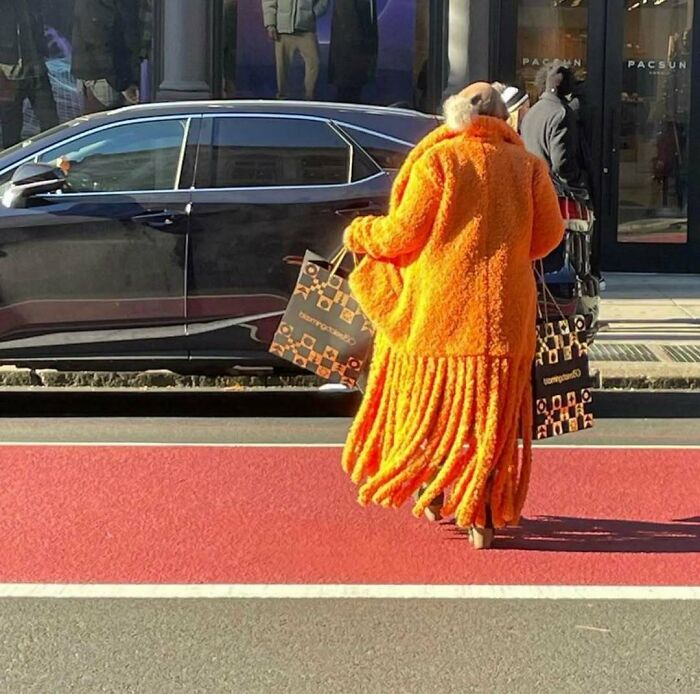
<box><xmin>626</xmin><ymin>59</ymin><xmax>688</xmax><ymax>70</ymax></box>
<box><xmin>521</xmin><ymin>58</ymin><xmax>584</xmax><ymax>67</ymax></box>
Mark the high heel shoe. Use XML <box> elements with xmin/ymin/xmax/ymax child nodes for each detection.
<box><xmin>467</xmin><ymin>505</ymin><xmax>495</xmax><ymax>549</ymax></box>
<box><xmin>468</xmin><ymin>525</ymin><xmax>494</xmax><ymax>549</ymax></box>
<box><xmin>415</xmin><ymin>487</ymin><xmax>444</xmax><ymax>522</ymax></box>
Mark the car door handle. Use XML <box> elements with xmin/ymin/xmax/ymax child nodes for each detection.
<box><xmin>132</xmin><ymin>210</ymin><xmax>188</xmax><ymax>230</ymax></box>
<box><xmin>335</xmin><ymin>202</ymin><xmax>383</xmax><ymax>217</ymax></box>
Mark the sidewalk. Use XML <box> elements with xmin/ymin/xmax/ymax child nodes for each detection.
<box><xmin>592</xmin><ymin>273</ymin><xmax>700</xmax><ymax>389</ymax></box>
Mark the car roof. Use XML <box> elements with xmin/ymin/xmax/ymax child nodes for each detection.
<box><xmin>111</xmin><ymin>100</ymin><xmax>438</xmax><ymax>141</ymax></box>
<box><xmin>116</xmin><ymin>99</ymin><xmax>433</xmax><ymax>118</ymax></box>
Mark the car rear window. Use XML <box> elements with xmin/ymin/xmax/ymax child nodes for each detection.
<box><xmin>197</xmin><ymin>117</ymin><xmax>351</xmax><ymax>188</ymax></box>
<box><xmin>339</xmin><ymin>126</ymin><xmax>412</xmax><ymax>171</ymax></box>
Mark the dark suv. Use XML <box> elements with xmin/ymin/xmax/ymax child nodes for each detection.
<box><xmin>0</xmin><ymin>101</ymin><xmax>597</xmax><ymax>374</ymax></box>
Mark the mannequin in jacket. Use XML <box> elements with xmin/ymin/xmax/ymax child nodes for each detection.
<box><xmin>262</xmin><ymin>0</ymin><xmax>329</xmax><ymax>99</ymax></box>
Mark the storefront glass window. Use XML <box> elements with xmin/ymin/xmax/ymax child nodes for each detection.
<box><xmin>0</xmin><ymin>0</ymin><xmax>153</xmax><ymax>150</ymax></box>
<box><xmin>617</xmin><ymin>0</ymin><xmax>693</xmax><ymax>245</ymax></box>
<box><xmin>515</xmin><ymin>0</ymin><xmax>589</xmax><ymax>104</ymax></box>
<box><xmin>220</xmin><ymin>0</ymin><xmax>431</xmax><ymax>109</ymax></box>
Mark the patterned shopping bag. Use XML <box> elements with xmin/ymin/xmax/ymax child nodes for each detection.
<box><xmin>269</xmin><ymin>250</ymin><xmax>374</xmax><ymax>388</ymax></box>
<box><xmin>533</xmin><ymin>313</ymin><xmax>594</xmax><ymax>440</ymax></box>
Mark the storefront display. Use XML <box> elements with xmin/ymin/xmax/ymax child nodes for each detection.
<box><xmin>1</xmin><ymin>0</ymin><xmax>433</xmax><ymax>147</ymax></box>
<box><xmin>0</xmin><ymin>0</ymin><xmax>153</xmax><ymax>149</ymax></box>
<box><xmin>226</xmin><ymin>0</ymin><xmax>427</xmax><ymax>107</ymax></box>
<box><xmin>617</xmin><ymin>0</ymin><xmax>693</xmax><ymax>245</ymax></box>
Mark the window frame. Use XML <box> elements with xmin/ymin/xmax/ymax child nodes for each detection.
<box><xmin>0</xmin><ymin>115</ymin><xmax>197</xmax><ymax>197</ymax></box>
<box><xmin>336</xmin><ymin>123</ymin><xmax>414</xmax><ymax>173</ymax></box>
<box><xmin>192</xmin><ymin>113</ymin><xmax>386</xmax><ymax>192</ymax></box>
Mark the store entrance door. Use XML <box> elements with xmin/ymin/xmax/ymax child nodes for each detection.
<box><xmin>599</xmin><ymin>0</ymin><xmax>700</xmax><ymax>272</ymax></box>
<box><xmin>501</xmin><ymin>0</ymin><xmax>700</xmax><ymax>272</ymax></box>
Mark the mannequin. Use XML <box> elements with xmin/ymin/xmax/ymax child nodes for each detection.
<box><xmin>329</xmin><ymin>0</ymin><xmax>378</xmax><ymax>103</ymax></box>
<box><xmin>71</xmin><ymin>0</ymin><xmax>149</xmax><ymax>113</ymax></box>
<box><xmin>262</xmin><ymin>0</ymin><xmax>329</xmax><ymax>100</ymax></box>
<box><xmin>0</xmin><ymin>0</ymin><xmax>58</xmax><ymax>148</ymax></box>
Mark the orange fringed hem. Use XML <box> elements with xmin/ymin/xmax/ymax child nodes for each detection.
<box><xmin>342</xmin><ymin>337</ymin><xmax>534</xmax><ymax>529</ymax></box>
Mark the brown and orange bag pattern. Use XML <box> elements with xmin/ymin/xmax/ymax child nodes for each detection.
<box><xmin>270</xmin><ymin>250</ymin><xmax>374</xmax><ymax>388</ymax></box>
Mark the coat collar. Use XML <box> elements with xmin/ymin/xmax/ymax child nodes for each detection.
<box><xmin>463</xmin><ymin>116</ymin><xmax>524</xmax><ymax>147</ymax></box>
<box><xmin>390</xmin><ymin>118</ymin><xmax>524</xmax><ymax>211</ymax></box>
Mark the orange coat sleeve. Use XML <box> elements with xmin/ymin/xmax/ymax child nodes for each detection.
<box><xmin>344</xmin><ymin>154</ymin><xmax>442</xmax><ymax>260</ymax></box>
<box><xmin>529</xmin><ymin>158</ymin><xmax>565</xmax><ymax>260</ymax></box>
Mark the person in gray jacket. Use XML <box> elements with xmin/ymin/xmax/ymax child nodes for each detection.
<box><xmin>262</xmin><ymin>0</ymin><xmax>329</xmax><ymax>99</ymax></box>
<box><xmin>520</xmin><ymin>62</ymin><xmax>587</xmax><ymax>194</ymax></box>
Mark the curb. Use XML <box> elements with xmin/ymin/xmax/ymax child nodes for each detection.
<box><xmin>0</xmin><ymin>366</ymin><xmax>698</xmax><ymax>392</ymax></box>
<box><xmin>0</xmin><ymin>367</ymin><xmax>320</xmax><ymax>390</ymax></box>
<box><xmin>0</xmin><ymin>387</ymin><xmax>697</xmax><ymax>419</ymax></box>
<box><xmin>590</xmin><ymin>362</ymin><xmax>700</xmax><ymax>391</ymax></box>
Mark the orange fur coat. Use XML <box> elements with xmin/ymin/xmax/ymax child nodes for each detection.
<box><xmin>342</xmin><ymin>116</ymin><xmax>565</xmax><ymax>528</ymax></box>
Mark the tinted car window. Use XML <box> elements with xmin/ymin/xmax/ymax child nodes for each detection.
<box><xmin>37</xmin><ymin>119</ymin><xmax>188</xmax><ymax>193</ymax></box>
<box><xmin>351</xmin><ymin>147</ymin><xmax>381</xmax><ymax>182</ymax></box>
<box><xmin>340</xmin><ymin>125</ymin><xmax>412</xmax><ymax>171</ymax></box>
<box><xmin>198</xmin><ymin>117</ymin><xmax>350</xmax><ymax>188</ymax></box>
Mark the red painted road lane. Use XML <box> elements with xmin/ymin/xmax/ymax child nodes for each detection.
<box><xmin>0</xmin><ymin>446</ymin><xmax>698</xmax><ymax>585</ymax></box>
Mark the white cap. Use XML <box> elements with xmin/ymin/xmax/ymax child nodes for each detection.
<box><xmin>501</xmin><ymin>86</ymin><xmax>529</xmax><ymax>113</ymax></box>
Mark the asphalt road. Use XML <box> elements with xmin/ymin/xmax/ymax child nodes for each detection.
<box><xmin>0</xmin><ymin>598</ymin><xmax>696</xmax><ymax>694</ymax></box>
<box><xmin>0</xmin><ymin>415</ymin><xmax>697</xmax><ymax>694</ymax></box>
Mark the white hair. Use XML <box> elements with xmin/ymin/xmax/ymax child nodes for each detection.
<box><xmin>443</xmin><ymin>94</ymin><xmax>478</xmax><ymax>132</ymax></box>
<box><xmin>443</xmin><ymin>88</ymin><xmax>508</xmax><ymax>132</ymax></box>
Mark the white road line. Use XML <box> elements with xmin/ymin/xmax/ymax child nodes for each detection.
<box><xmin>0</xmin><ymin>442</ymin><xmax>698</xmax><ymax>450</ymax></box>
<box><xmin>0</xmin><ymin>584</ymin><xmax>697</xmax><ymax>600</ymax></box>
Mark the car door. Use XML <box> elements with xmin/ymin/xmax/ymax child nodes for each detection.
<box><xmin>185</xmin><ymin>113</ymin><xmax>389</xmax><ymax>361</ymax></box>
<box><xmin>0</xmin><ymin>116</ymin><xmax>196</xmax><ymax>361</ymax></box>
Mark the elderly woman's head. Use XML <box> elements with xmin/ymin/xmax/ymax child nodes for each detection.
<box><xmin>443</xmin><ymin>82</ymin><xmax>509</xmax><ymax>132</ymax></box>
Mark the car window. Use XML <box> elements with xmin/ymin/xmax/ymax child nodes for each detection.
<box><xmin>339</xmin><ymin>126</ymin><xmax>412</xmax><ymax>171</ymax></box>
<box><xmin>351</xmin><ymin>146</ymin><xmax>382</xmax><ymax>182</ymax></box>
<box><xmin>36</xmin><ymin>119</ymin><xmax>188</xmax><ymax>194</ymax></box>
<box><xmin>197</xmin><ymin>117</ymin><xmax>350</xmax><ymax>188</ymax></box>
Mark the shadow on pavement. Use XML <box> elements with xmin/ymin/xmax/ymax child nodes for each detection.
<box><xmin>446</xmin><ymin>515</ymin><xmax>700</xmax><ymax>553</ymax></box>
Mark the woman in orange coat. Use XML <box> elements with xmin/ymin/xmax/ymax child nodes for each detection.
<box><xmin>342</xmin><ymin>83</ymin><xmax>565</xmax><ymax>548</ymax></box>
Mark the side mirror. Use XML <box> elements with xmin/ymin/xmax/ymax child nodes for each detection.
<box><xmin>2</xmin><ymin>162</ymin><xmax>67</xmax><ymax>209</ymax></box>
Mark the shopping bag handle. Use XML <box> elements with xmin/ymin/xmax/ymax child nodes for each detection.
<box><xmin>535</xmin><ymin>259</ymin><xmax>567</xmax><ymax>323</ymax></box>
<box><xmin>329</xmin><ymin>248</ymin><xmax>360</xmax><ymax>277</ymax></box>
